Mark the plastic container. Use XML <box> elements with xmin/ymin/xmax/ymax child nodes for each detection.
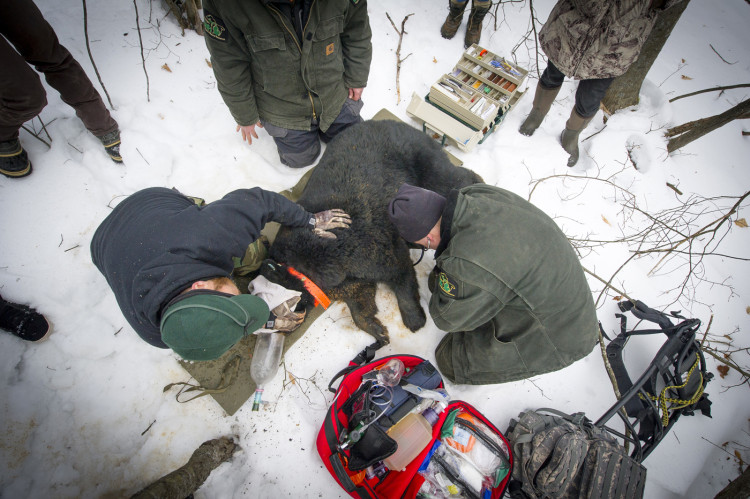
<box><xmin>250</xmin><ymin>332</ymin><xmax>284</xmax><ymax>411</ymax></box>
<box><xmin>383</xmin><ymin>407</ymin><xmax>439</xmax><ymax>471</ymax></box>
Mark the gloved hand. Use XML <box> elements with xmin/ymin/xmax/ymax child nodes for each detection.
<box><xmin>313</xmin><ymin>209</ymin><xmax>352</xmax><ymax>239</ymax></box>
<box><xmin>268</xmin><ymin>296</ymin><xmax>306</xmax><ymax>333</ymax></box>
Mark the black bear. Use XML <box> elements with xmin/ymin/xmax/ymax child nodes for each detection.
<box><xmin>263</xmin><ymin>120</ymin><xmax>482</xmax><ymax>344</ymax></box>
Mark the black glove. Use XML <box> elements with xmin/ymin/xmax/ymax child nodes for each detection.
<box><xmin>312</xmin><ymin>209</ymin><xmax>352</xmax><ymax>239</ymax></box>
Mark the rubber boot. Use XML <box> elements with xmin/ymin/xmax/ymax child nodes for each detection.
<box><xmin>519</xmin><ymin>83</ymin><xmax>561</xmax><ymax>136</ymax></box>
<box><xmin>464</xmin><ymin>1</ymin><xmax>491</xmax><ymax>48</ymax></box>
<box><xmin>441</xmin><ymin>0</ymin><xmax>468</xmax><ymax>40</ymax></box>
<box><xmin>98</xmin><ymin>129</ymin><xmax>123</xmax><ymax>163</ymax></box>
<box><xmin>560</xmin><ymin>109</ymin><xmax>593</xmax><ymax>167</ymax></box>
<box><xmin>0</xmin><ymin>139</ymin><xmax>32</xmax><ymax>178</ymax></box>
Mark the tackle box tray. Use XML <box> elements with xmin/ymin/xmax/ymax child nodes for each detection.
<box><xmin>407</xmin><ymin>44</ymin><xmax>527</xmax><ymax>152</ymax></box>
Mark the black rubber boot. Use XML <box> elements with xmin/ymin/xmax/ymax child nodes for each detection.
<box><xmin>0</xmin><ymin>294</ymin><xmax>51</xmax><ymax>342</ymax></box>
<box><xmin>441</xmin><ymin>0</ymin><xmax>468</xmax><ymax>40</ymax></box>
<box><xmin>561</xmin><ymin>110</ymin><xmax>593</xmax><ymax>167</ymax></box>
<box><xmin>519</xmin><ymin>83</ymin><xmax>561</xmax><ymax>136</ymax></box>
<box><xmin>0</xmin><ymin>139</ymin><xmax>32</xmax><ymax>178</ymax></box>
<box><xmin>464</xmin><ymin>2</ymin><xmax>490</xmax><ymax>48</ymax></box>
<box><xmin>98</xmin><ymin>129</ymin><xmax>123</xmax><ymax>163</ymax></box>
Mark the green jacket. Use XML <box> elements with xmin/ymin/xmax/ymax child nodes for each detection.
<box><xmin>202</xmin><ymin>0</ymin><xmax>372</xmax><ymax>132</ymax></box>
<box><xmin>430</xmin><ymin>185</ymin><xmax>598</xmax><ymax>385</ymax></box>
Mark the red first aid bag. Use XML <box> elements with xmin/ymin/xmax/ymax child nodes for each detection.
<box><xmin>316</xmin><ymin>345</ymin><xmax>512</xmax><ymax>498</ymax></box>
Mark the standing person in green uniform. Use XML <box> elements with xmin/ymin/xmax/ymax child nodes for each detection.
<box><xmin>202</xmin><ymin>0</ymin><xmax>372</xmax><ymax>168</ymax></box>
<box><xmin>388</xmin><ymin>183</ymin><xmax>598</xmax><ymax>385</ymax></box>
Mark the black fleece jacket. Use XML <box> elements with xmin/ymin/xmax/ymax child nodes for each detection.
<box><xmin>91</xmin><ymin>187</ymin><xmax>312</xmax><ymax>347</ymax></box>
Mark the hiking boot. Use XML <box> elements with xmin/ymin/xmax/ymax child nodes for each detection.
<box><xmin>0</xmin><ymin>295</ymin><xmax>51</xmax><ymax>342</ymax></box>
<box><xmin>464</xmin><ymin>1</ymin><xmax>490</xmax><ymax>48</ymax></box>
<box><xmin>560</xmin><ymin>109</ymin><xmax>593</xmax><ymax>167</ymax></box>
<box><xmin>98</xmin><ymin>129</ymin><xmax>123</xmax><ymax>163</ymax></box>
<box><xmin>519</xmin><ymin>82</ymin><xmax>561</xmax><ymax>136</ymax></box>
<box><xmin>0</xmin><ymin>139</ymin><xmax>32</xmax><ymax>178</ymax></box>
<box><xmin>440</xmin><ymin>0</ymin><xmax>468</xmax><ymax>40</ymax></box>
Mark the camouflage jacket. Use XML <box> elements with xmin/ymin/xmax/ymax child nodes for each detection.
<box><xmin>539</xmin><ymin>0</ymin><xmax>683</xmax><ymax>79</ymax></box>
<box><xmin>202</xmin><ymin>0</ymin><xmax>371</xmax><ymax>132</ymax></box>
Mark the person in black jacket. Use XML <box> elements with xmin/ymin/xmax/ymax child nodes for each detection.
<box><xmin>90</xmin><ymin>187</ymin><xmax>349</xmax><ymax>361</ymax></box>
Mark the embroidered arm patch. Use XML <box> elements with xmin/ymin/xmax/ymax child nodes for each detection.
<box><xmin>437</xmin><ymin>272</ymin><xmax>458</xmax><ymax>298</ymax></box>
<box><xmin>204</xmin><ymin>12</ymin><xmax>227</xmax><ymax>42</ymax></box>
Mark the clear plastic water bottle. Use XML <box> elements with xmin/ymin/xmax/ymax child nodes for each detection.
<box><xmin>250</xmin><ymin>332</ymin><xmax>284</xmax><ymax>411</ymax></box>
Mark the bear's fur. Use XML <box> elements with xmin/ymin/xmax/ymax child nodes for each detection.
<box><xmin>264</xmin><ymin>120</ymin><xmax>482</xmax><ymax>344</ymax></box>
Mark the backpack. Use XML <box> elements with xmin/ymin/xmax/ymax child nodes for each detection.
<box><xmin>506</xmin><ymin>300</ymin><xmax>713</xmax><ymax>499</ymax></box>
<box><xmin>507</xmin><ymin>408</ymin><xmax>646</xmax><ymax>499</ymax></box>
<box><xmin>317</xmin><ymin>344</ymin><xmax>513</xmax><ymax>498</ymax></box>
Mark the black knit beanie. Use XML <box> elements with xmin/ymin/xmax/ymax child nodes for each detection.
<box><xmin>388</xmin><ymin>184</ymin><xmax>446</xmax><ymax>242</ymax></box>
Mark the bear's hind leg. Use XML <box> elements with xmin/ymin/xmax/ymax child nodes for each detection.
<box><xmin>335</xmin><ymin>281</ymin><xmax>389</xmax><ymax>345</ymax></box>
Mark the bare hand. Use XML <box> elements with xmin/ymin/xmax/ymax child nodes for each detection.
<box><xmin>348</xmin><ymin>88</ymin><xmax>364</xmax><ymax>101</ymax></box>
<box><xmin>236</xmin><ymin>122</ymin><xmax>263</xmax><ymax>145</ymax></box>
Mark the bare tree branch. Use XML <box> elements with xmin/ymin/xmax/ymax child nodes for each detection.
<box><xmin>386</xmin><ymin>12</ymin><xmax>414</xmax><ymax>105</ymax></box>
<box><xmin>82</xmin><ymin>0</ymin><xmax>115</xmax><ymax>109</ymax></box>
<box><xmin>133</xmin><ymin>0</ymin><xmax>151</xmax><ymax>102</ymax></box>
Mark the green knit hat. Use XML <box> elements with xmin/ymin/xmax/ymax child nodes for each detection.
<box><xmin>160</xmin><ymin>291</ymin><xmax>269</xmax><ymax>361</ymax></box>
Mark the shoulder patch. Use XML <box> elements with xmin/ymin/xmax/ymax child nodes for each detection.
<box><xmin>203</xmin><ymin>12</ymin><xmax>227</xmax><ymax>42</ymax></box>
<box><xmin>437</xmin><ymin>272</ymin><xmax>458</xmax><ymax>298</ymax></box>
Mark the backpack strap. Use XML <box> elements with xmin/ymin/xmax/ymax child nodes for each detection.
<box><xmin>327</xmin><ymin>341</ymin><xmax>383</xmax><ymax>393</ymax></box>
<box><xmin>598</xmin><ymin>300</ymin><xmax>712</xmax><ymax>461</ymax></box>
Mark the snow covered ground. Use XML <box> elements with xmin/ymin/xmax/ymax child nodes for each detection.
<box><xmin>1</xmin><ymin>0</ymin><xmax>748</xmax><ymax>497</ymax></box>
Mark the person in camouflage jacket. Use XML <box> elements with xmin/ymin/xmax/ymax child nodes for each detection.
<box><xmin>519</xmin><ymin>0</ymin><xmax>684</xmax><ymax>167</ymax></box>
<box><xmin>388</xmin><ymin>184</ymin><xmax>598</xmax><ymax>385</ymax></box>
<box><xmin>202</xmin><ymin>0</ymin><xmax>372</xmax><ymax>168</ymax></box>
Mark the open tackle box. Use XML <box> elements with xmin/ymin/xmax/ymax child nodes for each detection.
<box><xmin>407</xmin><ymin>44</ymin><xmax>528</xmax><ymax>152</ymax></box>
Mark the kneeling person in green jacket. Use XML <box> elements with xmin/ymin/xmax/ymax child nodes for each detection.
<box><xmin>388</xmin><ymin>184</ymin><xmax>598</xmax><ymax>385</ymax></box>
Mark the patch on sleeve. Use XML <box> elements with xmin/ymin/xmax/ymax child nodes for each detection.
<box><xmin>325</xmin><ymin>42</ymin><xmax>335</xmax><ymax>56</ymax></box>
<box><xmin>437</xmin><ymin>272</ymin><xmax>458</xmax><ymax>299</ymax></box>
<box><xmin>203</xmin><ymin>12</ymin><xmax>227</xmax><ymax>42</ymax></box>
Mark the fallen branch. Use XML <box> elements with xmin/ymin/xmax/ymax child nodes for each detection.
<box><xmin>385</xmin><ymin>12</ymin><xmax>414</xmax><ymax>105</ymax></box>
<box><xmin>709</xmin><ymin>43</ymin><xmax>738</xmax><ymax>65</ymax></box>
<box><xmin>133</xmin><ymin>0</ymin><xmax>151</xmax><ymax>102</ymax></box>
<box><xmin>82</xmin><ymin>0</ymin><xmax>115</xmax><ymax>109</ymax></box>
<box><xmin>666</xmin><ymin>98</ymin><xmax>750</xmax><ymax>152</ymax></box>
<box><xmin>130</xmin><ymin>436</ymin><xmax>238</xmax><ymax>499</ymax></box>
<box><xmin>669</xmin><ymin>83</ymin><xmax>750</xmax><ymax>103</ymax></box>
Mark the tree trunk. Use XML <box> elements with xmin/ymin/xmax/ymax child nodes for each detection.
<box><xmin>130</xmin><ymin>437</ymin><xmax>237</xmax><ymax>499</ymax></box>
<box><xmin>601</xmin><ymin>0</ymin><xmax>691</xmax><ymax>113</ymax></box>
<box><xmin>714</xmin><ymin>466</ymin><xmax>750</xmax><ymax>499</ymax></box>
<box><xmin>666</xmin><ymin>98</ymin><xmax>750</xmax><ymax>152</ymax></box>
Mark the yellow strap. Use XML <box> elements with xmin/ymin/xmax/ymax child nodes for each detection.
<box><xmin>640</xmin><ymin>353</ymin><xmax>704</xmax><ymax>427</ymax></box>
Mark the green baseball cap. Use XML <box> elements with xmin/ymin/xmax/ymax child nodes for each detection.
<box><xmin>160</xmin><ymin>291</ymin><xmax>270</xmax><ymax>361</ymax></box>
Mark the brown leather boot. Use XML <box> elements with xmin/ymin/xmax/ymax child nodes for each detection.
<box><xmin>441</xmin><ymin>0</ymin><xmax>468</xmax><ymax>39</ymax></box>
<box><xmin>519</xmin><ymin>83</ymin><xmax>561</xmax><ymax>136</ymax></box>
<box><xmin>464</xmin><ymin>1</ymin><xmax>490</xmax><ymax>48</ymax></box>
<box><xmin>561</xmin><ymin>109</ymin><xmax>593</xmax><ymax>167</ymax></box>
